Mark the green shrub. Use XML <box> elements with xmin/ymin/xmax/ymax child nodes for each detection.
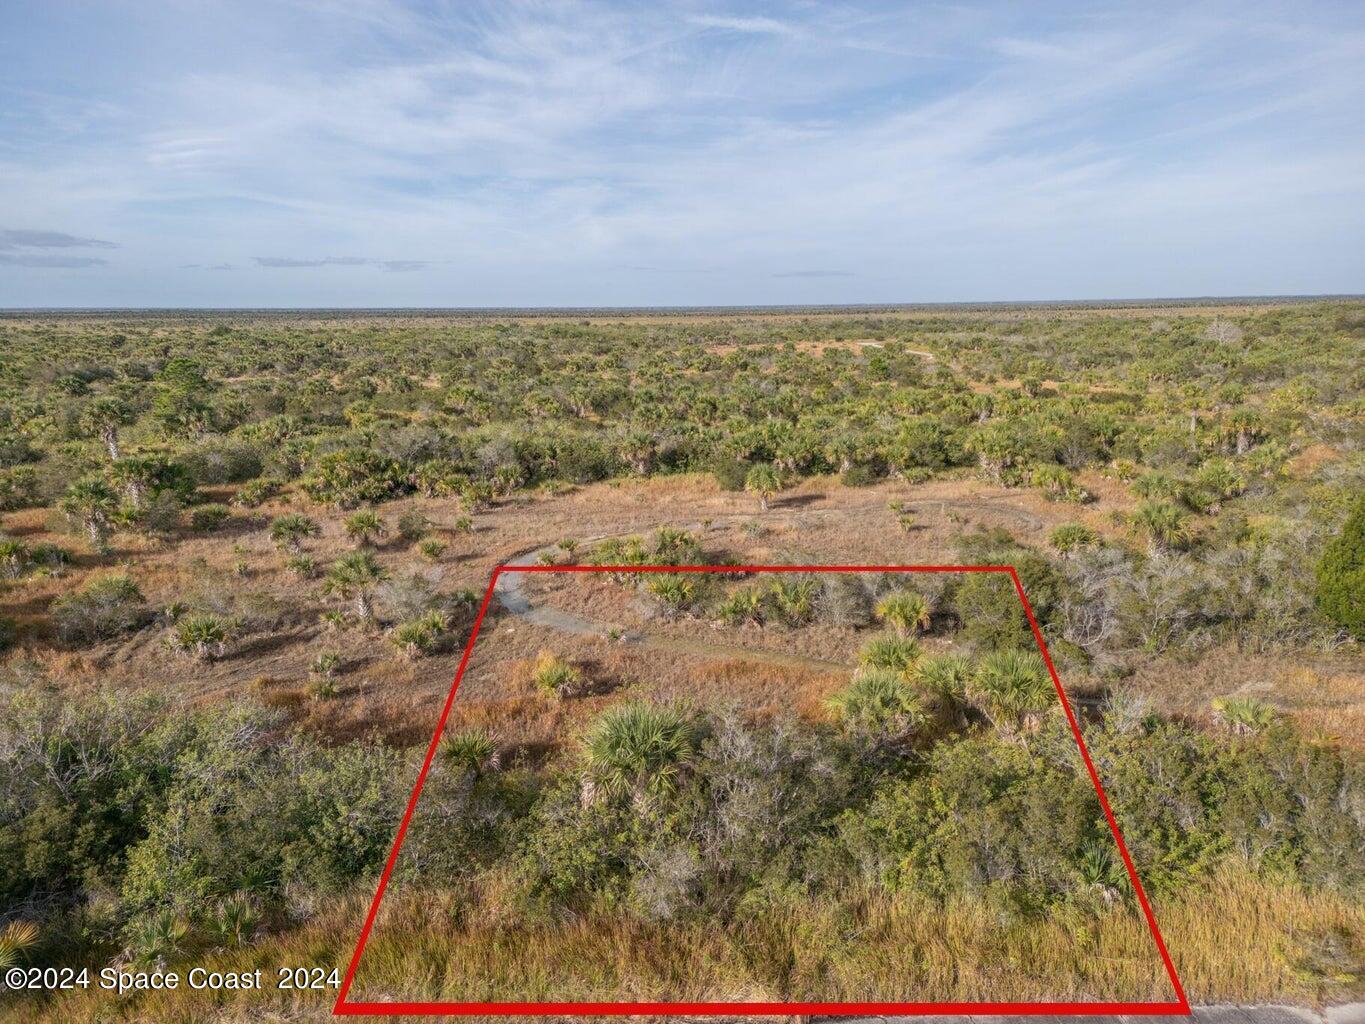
<box><xmin>28</xmin><ymin>542</ymin><xmax>71</xmax><ymax>576</ymax></box>
<box><xmin>828</xmin><ymin>669</ymin><xmax>926</xmax><ymax>740</ymax></box>
<box><xmin>0</xmin><ymin>465</ymin><xmax>40</xmax><ymax>511</ymax></box>
<box><xmin>302</xmin><ymin>448</ymin><xmax>409</xmax><ymax>508</ymax></box>
<box><xmin>182</xmin><ymin>440</ymin><xmax>263</xmax><ymax>484</ymax></box>
<box><xmin>188</xmin><ymin>503</ymin><xmax>231</xmax><ymax>532</ymax></box>
<box><xmin>710</xmin><ymin>458</ymin><xmax>749</xmax><ymax>492</ymax></box>
<box><xmin>857</xmin><ymin>633</ymin><xmax>921</xmax><ymax>673</ymax></box>
<box><xmin>52</xmin><ymin>573</ymin><xmax>149</xmax><ymax>643</ymax></box>
<box><xmin>389</xmin><ymin>610</ymin><xmax>447</xmax><ymax>659</ymax></box>
<box><xmin>168</xmin><ymin>613</ymin><xmax>230</xmax><ymax>661</ymax></box>
<box><xmin>582</xmin><ymin>701</ymin><xmax>702</xmax><ymax>803</ymax></box>
<box><xmin>839</xmin><ymin>465</ymin><xmax>879</xmax><ymax>487</ymax></box>
<box><xmin>397</xmin><ymin>510</ymin><xmax>431</xmax><ymax>542</ymax></box>
<box><xmin>1315</xmin><ymin>495</ymin><xmax>1365</xmax><ymax>639</ymax></box>
<box><xmin>533</xmin><ymin>651</ymin><xmax>583</xmax><ymax>697</ymax></box>
<box><xmin>233</xmin><ymin>477</ymin><xmax>283</xmax><ymax>508</ymax></box>
<box><xmin>285</xmin><ymin>553</ymin><xmax>316</xmax><ymax>578</ymax></box>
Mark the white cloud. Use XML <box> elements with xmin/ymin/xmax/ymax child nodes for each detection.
<box><xmin>0</xmin><ymin>1</ymin><xmax>1361</xmax><ymax>304</ymax></box>
<box><xmin>687</xmin><ymin>15</ymin><xmax>795</xmax><ymax>36</ymax></box>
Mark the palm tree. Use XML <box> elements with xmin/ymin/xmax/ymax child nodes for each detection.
<box><xmin>59</xmin><ymin>477</ymin><xmax>118</xmax><ymax>551</ymax></box>
<box><xmin>269</xmin><ymin>513</ymin><xmax>320</xmax><ymax>555</ymax></box>
<box><xmin>1131</xmin><ymin>500</ymin><xmax>1190</xmax><ymax>554</ymax></box>
<box><xmin>441</xmin><ymin>729</ymin><xmax>501</xmax><ymax>780</ymax></box>
<box><xmin>323</xmin><ymin>551</ymin><xmax>388</xmax><ymax>621</ymax></box>
<box><xmin>827</xmin><ymin>669</ymin><xmax>926</xmax><ymax>739</ymax></box>
<box><xmin>1222</xmin><ymin>407</ymin><xmax>1264</xmax><ymax>455</ymax></box>
<box><xmin>914</xmin><ymin>653</ymin><xmax>974</xmax><ymax>727</ymax></box>
<box><xmin>744</xmin><ymin>463</ymin><xmax>782</xmax><ymax>512</ymax></box>
<box><xmin>875</xmin><ymin>590</ymin><xmax>932</xmax><ymax>636</ymax></box>
<box><xmin>79</xmin><ymin>397</ymin><xmax>133</xmax><ymax>461</ymax></box>
<box><xmin>857</xmin><ymin>633</ymin><xmax>921</xmax><ymax>673</ymax></box>
<box><xmin>1211</xmin><ymin>696</ymin><xmax>1276</xmax><ymax>736</ymax></box>
<box><xmin>343</xmin><ymin>509</ymin><xmax>386</xmax><ymax>548</ymax></box>
<box><xmin>582</xmin><ymin>701</ymin><xmax>701</xmax><ymax>805</ymax></box>
<box><xmin>968</xmin><ymin>649</ymin><xmax>1054</xmax><ymax>735</ymax></box>
<box><xmin>0</xmin><ymin>920</ymin><xmax>39</xmax><ymax>970</ymax></box>
<box><xmin>1048</xmin><ymin>523</ymin><xmax>1098</xmax><ymax>556</ymax></box>
<box><xmin>107</xmin><ymin>455</ymin><xmax>186</xmax><ymax>510</ymax></box>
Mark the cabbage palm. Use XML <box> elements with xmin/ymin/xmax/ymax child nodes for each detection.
<box><xmin>1131</xmin><ymin>500</ymin><xmax>1190</xmax><ymax>553</ymax></box>
<box><xmin>744</xmin><ymin>463</ymin><xmax>782</xmax><ymax>512</ymax></box>
<box><xmin>1211</xmin><ymin>695</ymin><xmax>1276</xmax><ymax>735</ymax></box>
<box><xmin>582</xmin><ymin>701</ymin><xmax>701</xmax><ymax>804</ymax></box>
<box><xmin>857</xmin><ymin>633</ymin><xmax>921</xmax><ymax>673</ymax></box>
<box><xmin>441</xmin><ymin>729</ymin><xmax>501</xmax><ymax>779</ymax></box>
<box><xmin>914</xmin><ymin>653</ymin><xmax>974</xmax><ymax>727</ymax></box>
<box><xmin>827</xmin><ymin>669</ymin><xmax>926</xmax><ymax>739</ymax></box>
<box><xmin>343</xmin><ymin>509</ymin><xmax>386</xmax><ymax>548</ymax></box>
<box><xmin>968</xmin><ymin>649</ymin><xmax>1054</xmax><ymax>735</ymax></box>
<box><xmin>323</xmin><ymin>551</ymin><xmax>388</xmax><ymax>620</ymax></box>
<box><xmin>0</xmin><ymin>920</ymin><xmax>39</xmax><ymax>970</ymax></box>
<box><xmin>875</xmin><ymin>590</ymin><xmax>932</xmax><ymax>636</ymax></box>
<box><xmin>79</xmin><ymin>396</ymin><xmax>133</xmax><ymax>461</ymax></box>
<box><xmin>59</xmin><ymin>477</ymin><xmax>118</xmax><ymax>551</ymax></box>
<box><xmin>269</xmin><ymin>513</ymin><xmax>320</xmax><ymax>555</ymax></box>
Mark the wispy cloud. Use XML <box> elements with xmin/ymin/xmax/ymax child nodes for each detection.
<box><xmin>252</xmin><ymin>255</ymin><xmax>430</xmax><ymax>270</ymax></box>
<box><xmin>688</xmin><ymin>15</ymin><xmax>795</xmax><ymax>36</ymax></box>
<box><xmin>0</xmin><ymin>253</ymin><xmax>110</xmax><ymax>268</ymax></box>
<box><xmin>252</xmin><ymin>256</ymin><xmax>371</xmax><ymax>268</ymax></box>
<box><xmin>0</xmin><ymin>227</ymin><xmax>116</xmax><ymax>268</ymax></box>
<box><xmin>0</xmin><ymin>228</ymin><xmax>118</xmax><ymax>250</ymax></box>
<box><xmin>1</xmin><ymin>2</ymin><xmax>1362</xmax><ymax>304</ymax></box>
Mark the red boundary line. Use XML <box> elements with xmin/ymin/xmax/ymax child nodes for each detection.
<box><xmin>334</xmin><ymin>564</ymin><xmax>1191</xmax><ymax>1017</ymax></box>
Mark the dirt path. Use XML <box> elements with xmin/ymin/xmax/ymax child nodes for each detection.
<box><xmin>492</xmin><ymin>494</ymin><xmax>1046</xmax><ymax>675</ymax></box>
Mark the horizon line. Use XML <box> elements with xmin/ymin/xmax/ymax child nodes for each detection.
<box><xmin>0</xmin><ymin>292</ymin><xmax>1362</xmax><ymax>318</ymax></box>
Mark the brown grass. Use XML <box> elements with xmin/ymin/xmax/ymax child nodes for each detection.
<box><xmin>10</xmin><ymin>869</ymin><xmax>1360</xmax><ymax>1023</ymax></box>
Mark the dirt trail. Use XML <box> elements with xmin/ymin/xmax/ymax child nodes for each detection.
<box><xmin>492</xmin><ymin>495</ymin><xmax>1045</xmax><ymax>675</ymax></box>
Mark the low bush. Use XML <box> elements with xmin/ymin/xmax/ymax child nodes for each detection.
<box><xmin>52</xmin><ymin>573</ymin><xmax>150</xmax><ymax>644</ymax></box>
<box><xmin>188</xmin><ymin>503</ymin><xmax>231</xmax><ymax>532</ymax></box>
<box><xmin>390</xmin><ymin>610</ymin><xmax>448</xmax><ymax>659</ymax></box>
<box><xmin>533</xmin><ymin>651</ymin><xmax>584</xmax><ymax>698</ymax></box>
<box><xmin>167</xmin><ymin>613</ymin><xmax>231</xmax><ymax>661</ymax></box>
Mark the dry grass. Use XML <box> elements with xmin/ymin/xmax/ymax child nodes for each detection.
<box><xmin>11</xmin><ymin>869</ymin><xmax>1359</xmax><ymax>1023</ymax></box>
<box><xmin>7</xmin><ymin>469</ymin><xmax>1364</xmax><ymax>747</ymax></box>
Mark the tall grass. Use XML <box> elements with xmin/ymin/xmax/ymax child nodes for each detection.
<box><xmin>8</xmin><ymin>869</ymin><xmax>1361</xmax><ymax>1022</ymax></box>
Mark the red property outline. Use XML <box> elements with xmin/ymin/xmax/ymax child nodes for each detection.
<box><xmin>335</xmin><ymin>563</ymin><xmax>1191</xmax><ymax>1017</ymax></box>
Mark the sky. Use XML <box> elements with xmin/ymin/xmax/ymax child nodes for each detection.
<box><xmin>0</xmin><ymin>0</ymin><xmax>1362</xmax><ymax>308</ymax></box>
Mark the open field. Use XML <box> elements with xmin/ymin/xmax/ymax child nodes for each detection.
<box><xmin>1</xmin><ymin>301</ymin><xmax>1363</xmax><ymax>1020</ymax></box>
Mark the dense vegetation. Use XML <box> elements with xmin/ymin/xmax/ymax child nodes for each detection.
<box><xmin>0</xmin><ymin>303</ymin><xmax>1362</xmax><ymax>1015</ymax></box>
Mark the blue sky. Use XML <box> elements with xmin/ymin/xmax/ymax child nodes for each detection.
<box><xmin>1</xmin><ymin>0</ymin><xmax>1362</xmax><ymax>307</ymax></box>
